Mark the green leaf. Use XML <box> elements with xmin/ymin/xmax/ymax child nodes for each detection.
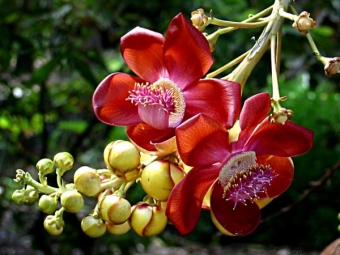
<box><xmin>57</xmin><ymin>120</ymin><xmax>88</xmax><ymax>134</ymax></box>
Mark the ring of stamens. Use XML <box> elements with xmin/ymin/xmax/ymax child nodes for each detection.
<box><xmin>126</xmin><ymin>78</ymin><xmax>186</xmax><ymax>127</ymax></box>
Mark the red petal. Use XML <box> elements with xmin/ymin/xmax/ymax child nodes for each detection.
<box><xmin>256</xmin><ymin>155</ymin><xmax>294</xmax><ymax>198</ymax></box>
<box><xmin>233</xmin><ymin>93</ymin><xmax>271</xmax><ymax>149</ymax></box>
<box><xmin>92</xmin><ymin>73</ymin><xmax>143</xmax><ymax>125</ymax></box>
<box><xmin>163</xmin><ymin>13</ymin><xmax>213</xmax><ymax>89</ymax></box>
<box><xmin>126</xmin><ymin>124</ymin><xmax>175</xmax><ymax>154</ymax></box>
<box><xmin>121</xmin><ymin>27</ymin><xmax>168</xmax><ymax>82</ymax></box>
<box><xmin>184</xmin><ymin>79</ymin><xmax>241</xmax><ymax>129</ymax></box>
<box><xmin>244</xmin><ymin>117</ymin><xmax>314</xmax><ymax>157</ymax></box>
<box><xmin>210</xmin><ymin>181</ymin><xmax>261</xmax><ymax>236</ymax></box>
<box><xmin>166</xmin><ymin>164</ymin><xmax>220</xmax><ymax>235</ymax></box>
<box><xmin>175</xmin><ymin>114</ymin><xmax>229</xmax><ymax>166</ymax></box>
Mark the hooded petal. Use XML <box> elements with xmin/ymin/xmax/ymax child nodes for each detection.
<box><xmin>210</xmin><ymin>181</ymin><xmax>261</xmax><ymax>236</ymax></box>
<box><xmin>244</xmin><ymin>117</ymin><xmax>314</xmax><ymax>157</ymax></box>
<box><xmin>233</xmin><ymin>93</ymin><xmax>271</xmax><ymax>150</ymax></box>
<box><xmin>121</xmin><ymin>27</ymin><xmax>168</xmax><ymax>82</ymax></box>
<box><xmin>166</xmin><ymin>164</ymin><xmax>220</xmax><ymax>235</ymax></box>
<box><xmin>184</xmin><ymin>79</ymin><xmax>241</xmax><ymax>128</ymax></box>
<box><xmin>126</xmin><ymin>123</ymin><xmax>175</xmax><ymax>154</ymax></box>
<box><xmin>176</xmin><ymin>114</ymin><xmax>229</xmax><ymax>166</ymax></box>
<box><xmin>138</xmin><ymin>104</ymin><xmax>169</xmax><ymax>130</ymax></box>
<box><xmin>163</xmin><ymin>13</ymin><xmax>213</xmax><ymax>89</ymax></box>
<box><xmin>256</xmin><ymin>155</ymin><xmax>294</xmax><ymax>198</ymax></box>
<box><xmin>92</xmin><ymin>73</ymin><xmax>143</xmax><ymax>125</ymax></box>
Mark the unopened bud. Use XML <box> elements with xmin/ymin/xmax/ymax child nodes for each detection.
<box><xmin>39</xmin><ymin>195</ymin><xmax>58</xmax><ymax>214</ymax></box>
<box><xmin>103</xmin><ymin>140</ymin><xmax>140</xmax><ymax>177</ymax></box>
<box><xmin>44</xmin><ymin>215</ymin><xmax>64</xmax><ymax>235</ymax></box>
<box><xmin>129</xmin><ymin>203</ymin><xmax>167</xmax><ymax>237</ymax></box>
<box><xmin>141</xmin><ymin>160</ymin><xmax>185</xmax><ymax>201</ymax></box>
<box><xmin>36</xmin><ymin>158</ymin><xmax>54</xmax><ymax>176</ymax></box>
<box><xmin>324</xmin><ymin>57</ymin><xmax>340</xmax><ymax>76</ymax></box>
<box><xmin>106</xmin><ymin>221</ymin><xmax>131</xmax><ymax>235</ymax></box>
<box><xmin>54</xmin><ymin>152</ymin><xmax>74</xmax><ymax>176</ymax></box>
<box><xmin>292</xmin><ymin>11</ymin><xmax>316</xmax><ymax>35</ymax></box>
<box><xmin>81</xmin><ymin>215</ymin><xmax>106</xmax><ymax>238</ymax></box>
<box><xmin>60</xmin><ymin>190</ymin><xmax>84</xmax><ymax>213</ymax></box>
<box><xmin>74</xmin><ymin>166</ymin><xmax>101</xmax><ymax>197</ymax></box>
<box><xmin>99</xmin><ymin>194</ymin><xmax>131</xmax><ymax>224</ymax></box>
<box><xmin>12</xmin><ymin>189</ymin><xmax>26</xmax><ymax>205</ymax></box>
<box><xmin>191</xmin><ymin>9</ymin><xmax>209</xmax><ymax>31</ymax></box>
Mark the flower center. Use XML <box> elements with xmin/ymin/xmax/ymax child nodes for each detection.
<box><xmin>126</xmin><ymin>78</ymin><xmax>186</xmax><ymax>128</ymax></box>
<box><xmin>219</xmin><ymin>151</ymin><xmax>276</xmax><ymax>210</ymax></box>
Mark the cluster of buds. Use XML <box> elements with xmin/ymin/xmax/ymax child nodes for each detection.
<box><xmin>12</xmin><ymin>140</ymin><xmax>185</xmax><ymax>238</ymax></box>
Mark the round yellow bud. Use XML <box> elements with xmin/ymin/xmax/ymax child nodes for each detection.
<box><xmin>54</xmin><ymin>152</ymin><xmax>74</xmax><ymax>176</ymax></box>
<box><xmin>106</xmin><ymin>221</ymin><xmax>131</xmax><ymax>235</ymax></box>
<box><xmin>36</xmin><ymin>158</ymin><xmax>54</xmax><ymax>175</ymax></box>
<box><xmin>81</xmin><ymin>215</ymin><xmax>106</xmax><ymax>238</ymax></box>
<box><xmin>39</xmin><ymin>195</ymin><xmax>58</xmax><ymax>214</ymax></box>
<box><xmin>129</xmin><ymin>203</ymin><xmax>168</xmax><ymax>237</ymax></box>
<box><xmin>103</xmin><ymin>140</ymin><xmax>140</xmax><ymax>176</ymax></box>
<box><xmin>141</xmin><ymin>160</ymin><xmax>185</xmax><ymax>201</ymax></box>
<box><xmin>74</xmin><ymin>166</ymin><xmax>101</xmax><ymax>197</ymax></box>
<box><xmin>99</xmin><ymin>194</ymin><xmax>131</xmax><ymax>224</ymax></box>
<box><xmin>43</xmin><ymin>215</ymin><xmax>64</xmax><ymax>236</ymax></box>
<box><xmin>60</xmin><ymin>190</ymin><xmax>84</xmax><ymax>213</ymax></box>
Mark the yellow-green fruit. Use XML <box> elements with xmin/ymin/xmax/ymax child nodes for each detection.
<box><xmin>104</xmin><ymin>140</ymin><xmax>140</xmax><ymax>175</ymax></box>
<box><xmin>106</xmin><ymin>221</ymin><xmax>131</xmax><ymax>235</ymax></box>
<box><xmin>99</xmin><ymin>194</ymin><xmax>131</xmax><ymax>224</ymax></box>
<box><xmin>141</xmin><ymin>160</ymin><xmax>185</xmax><ymax>201</ymax></box>
<box><xmin>129</xmin><ymin>203</ymin><xmax>168</xmax><ymax>237</ymax></box>
<box><xmin>60</xmin><ymin>190</ymin><xmax>84</xmax><ymax>213</ymax></box>
<box><xmin>43</xmin><ymin>215</ymin><xmax>64</xmax><ymax>236</ymax></box>
<box><xmin>81</xmin><ymin>215</ymin><xmax>106</xmax><ymax>238</ymax></box>
<box><xmin>39</xmin><ymin>195</ymin><xmax>58</xmax><ymax>214</ymax></box>
<box><xmin>74</xmin><ymin>166</ymin><xmax>101</xmax><ymax>197</ymax></box>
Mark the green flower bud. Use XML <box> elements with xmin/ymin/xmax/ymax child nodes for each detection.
<box><xmin>74</xmin><ymin>166</ymin><xmax>101</xmax><ymax>197</ymax></box>
<box><xmin>25</xmin><ymin>185</ymin><xmax>39</xmax><ymax>203</ymax></box>
<box><xmin>44</xmin><ymin>215</ymin><xmax>64</xmax><ymax>236</ymax></box>
<box><xmin>12</xmin><ymin>189</ymin><xmax>26</xmax><ymax>205</ymax></box>
<box><xmin>141</xmin><ymin>160</ymin><xmax>185</xmax><ymax>201</ymax></box>
<box><xmin>54</xmin><ymin>152</ymin><xmax>74</xmax><ymax>176</ymax></box>
<box><xmin>60</xmin><ymin>190</ymin><xmax>84</xmax><ymax>213</ymax></box>
<box><xmin>39</xmin><ymin>195</ymin><xmax>58</xmax><ymax>214</ymax></box>
<box><xmin>81</xmin><ymin>215</ymin><xmax>106</xmax><ymax>238</ymax></box>
<box><xmin>106</xmin><ymin>221</ymin><xmax>130</xmax><ymax>235</ymax></box>
<box><xmin>36</xmin><ymin>158</ymin><xmax>54</xmax><ymax>176</ymax></box>
<box><xmin>99</xmin><ymin>194</ymin><xmax>131</xmax><ymax>224</ymax></box>
<box><xmin>129</xmin><ymin>203</ymin><xmax>167</xmax><ymax>237</ymax></box>
<box><xmin>103</xmin><ymin>140</ymin><xmax>140</xmax><ymax>177</ymax></box>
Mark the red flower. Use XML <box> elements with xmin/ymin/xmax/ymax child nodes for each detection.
<box><xmin>166</xmin><ymin>92</ymin><xmax>314</xmax><ymax>236</ymax></box>
<box><xmin>92</xmin><ymin>13</ymin><xmax>240</xmax><ymax>155</ymax></box>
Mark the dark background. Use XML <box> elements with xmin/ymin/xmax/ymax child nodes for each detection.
<box><xmin>1</xmin><ymin>0</ymin><xmax>340</xmax><ymax>254</ymax></box>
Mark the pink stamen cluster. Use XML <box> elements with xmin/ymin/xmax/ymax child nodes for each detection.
<box><xmin>222</xmin><ymin>164</ymin><xmax>276</xmax><ymax>210</ymax></box>
<box><xmin>127</xmin><ymin>82</ymin><xmax>175</xmax><ymax>113</ymax></box>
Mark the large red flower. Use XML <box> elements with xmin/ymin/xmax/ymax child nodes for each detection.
<box><xmin>92</xmin><ymin>13</ymin><xmax>240</xmax><ymax>155</ymax></box>
<box><xmin>166</xmin><ymin>92</ymin><xmax>314</xmax><ymax>236</ymax></box>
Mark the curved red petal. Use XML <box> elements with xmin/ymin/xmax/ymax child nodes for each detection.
<box><xmin>184</xmin><ymin>79</ymin><xmax>241</xmax><ymax>129</ymax></box>
<box><xmin>234</xmin><ymin>93</ymin><xmax>271</xmax><ymax>149</ymax></box>
<box><xmin>163</xmin><ymin>13</ymin><xmax>213</xmax><ymax>89</ymax></box>
<box><xmin>257</xmin><ymin>155</ymin><xmax>294</xmax><ymax>198</ymax></box>
<box><xmin>121</xmin><ymin>27</ymin><xmax>168</xmax><ymax>82</ymax></box>
<box><xmin>92</xmin><ymin>73</ymin><xmax>143</xmax><ymax>125</ymax></box>
<box><xmin>126</xmin><ymin>123</ymin><xmax>175</xmax><ymax>153</ymax></box>
<box><xmin>244</xmin><ymin>117</ymin><xmax>314</xmax><ymax>157</ymax></box>
<box><xmin>175</xmin><ymin>114</ymin><xmax>228</xmax><ymax>166</ymax></box>
<box><xmin>210</xmin><ymin>181</ymin><xmax>261</xmax><ymax>236</ymax></box>
<box><xmin>166</xmin><ymin>164</ymin><xmax>220</xmax><ymax>235</ymax></box>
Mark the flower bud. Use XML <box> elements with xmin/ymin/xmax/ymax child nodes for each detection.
<box><xmin>292</xmin><ymin>11</ymin><xmax>316</xmax><ymax>35</ymax></box>
<box><xmin>54</xmin><ymin>152</ymin><xmax>74</xmax><ymax>176</ymax></box>
<box><xmin>141</xmin><ymin>160</ymin><xmax>185</xmax><ymax>201</ymax></box>
<box><xmin>25</xmin><ymin>185</ymin><xmax>39</xmax><ymax>203</ymax></box>
<box><xmin>39</xmin><ymin>195</ymin><xmax>58</xmax><ymax>214</ymax></box>
<box><xmin>36</xmin><ymin>158</ymin><xmax>54</xmax><ymax>176</ymax></box>
<box><xmin>74</xmin><ymin>166</ymin><xmax>101</xmax><ymax>197</ymax></box>
<box><xmin>103</xmin><ymin>140</ymin><xmax>140</xmax><ymax>177</ymax></box>
<box><xmin>129</xmin><ymin>203</ymin><xmax>167</xmax><ymax>237</ymax></box>
<box><xmin>12</xmin><ymin>189</ymin><xmax>26</xmax><ymax>205</ymax></box>
<box><xmin>81</xmin><ymin>215</ymin><xmax>106</xmax><ymax>238</ymax></box>
<box><xmin>44</xmin><ymin>215</ymin><xmax>64</xmax><ymax>236</ymax></box>
<box><xmin>99</xmin><ymin>194</ymin><xmax>131</xmax><ymax>224</ymax></box>
<box><xmin>60</xmin><ymin>190</ymin><xmax>84</xmax><ymax>213</ymax></box>
<box><xmin>324</xmin><ymin>57</ymin><xmax>340</xmax><ymax>77</ymax></box>
<box><xmin>106</xmin><ymin>221</ymin><xmax>131</xmax><ymax>235</ymax></box>
<box><xmin>191</xmin><ymin>9</ymin><xmax>209</xmax><ymax>31</ymax></box>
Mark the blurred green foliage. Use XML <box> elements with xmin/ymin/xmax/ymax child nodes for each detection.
<box><xmin>1</xmin><ymin>0</ymin><xmax>340</xmax><ymax>254</ymax></box>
